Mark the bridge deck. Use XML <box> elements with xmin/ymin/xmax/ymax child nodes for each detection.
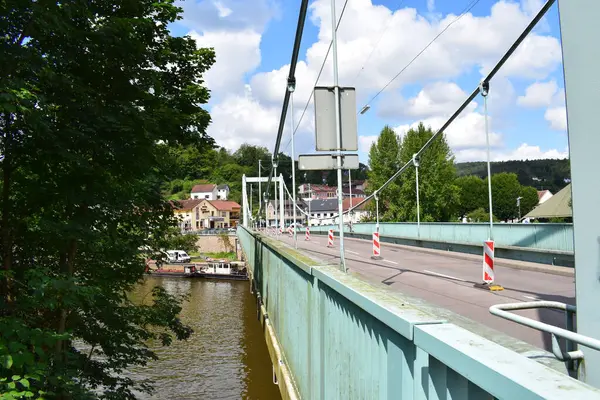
<box><xmin>275</xmin><ymin>233</ymin><xmax>574</xmax><ymax>352</ymax></box>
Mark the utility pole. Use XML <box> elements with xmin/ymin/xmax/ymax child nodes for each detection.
<box><xmin>330</xmin><ymin>0</ymin><xmax>346</xmax><ymax>272</ymax></box>
<box><xmin>517</xmin><ymin>196</ymin><xmax>522</xmax><ymax>220</ymax></box>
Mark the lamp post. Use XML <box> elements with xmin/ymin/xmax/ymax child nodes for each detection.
<box><xmin>517</xmin><ymin>196</ymin><xmax>522</xmax><ymax>220</ymax></box>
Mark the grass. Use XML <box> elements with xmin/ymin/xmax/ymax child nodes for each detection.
<box><xmin>189</xmin><ymin>251</ymin><xmax>237</xmax><ymax>261</ymax></box>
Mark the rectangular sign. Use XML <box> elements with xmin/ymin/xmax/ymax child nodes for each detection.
<box><xmin>314</xmin><ymin>86</ymin><xmax>358</xmax><ymax>151</ymax></box>
<box><xmin>298</xmin><ymin>154</ymin><xmax>360</xmax><ymax>170</ymax></box>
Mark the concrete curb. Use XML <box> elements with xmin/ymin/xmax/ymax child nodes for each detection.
<box><xmin>341</xmin><ymin>236</ymin><xmax>575</xmax><ymax>277</ymax></box>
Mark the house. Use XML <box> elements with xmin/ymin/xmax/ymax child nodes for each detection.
<box><xmin>191</xmin><ymin>184</ymin><xmax>217</xmax><ymax>200</ymax></box>
<box><xmin>196</xmin><ymin>199</ymin><xmax>241</xmax><ymax>229</ymax></box>
<box><xmin>303</xmin><ymin>198</ymin><xmax>370</xmax><ymax>226</ymax></box>
<box><xmin>537</xmin><ymin>190</ymin><xmax>553</xmax><ymax>204</ymax></box>
<box><xmin>266</xmin><ymin>199</ymin><xmax>308</xmax><ymax>227</ymax></box>
<box><xmin>297</xmin><ymin>184</ymin><xmax>337</xmax><ymax>200</ymax></box>
<box><xmin>171</xmin><ymin>199</ymin><xmax>203</xmax><ymax>231</ymax></box>
<box><xmin>217</xmin><ymin>184</ymin><xmax>230</xmax><ymax>200</ymax></box>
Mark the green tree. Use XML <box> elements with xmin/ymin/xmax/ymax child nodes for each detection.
<box><xmin>366</xmin><ymin>125</ymin><xmax>402</xmax><ymax>220</ymax></box>
<box><xmin>1</xmin><ymin>0</ymin><xmax>214</xmax><ymax>397</ymax></box>
<box><xmin>396</xmin><ymin>123</ymin><xmax>460</xmax><ymax>221</ymax></box>
<box><xmin>519</xmin><ymin>186</ymin><xmax>539</xmax><ymax>217</ymax></box>
<box><xmin>233</xmin><ymin>144</ymin><xmax>270</xmax><ymax>176</ymax></box>
<box><xmin>486</xmin><ymin>172</ymin><xmax>522</xmax><ymax>220</ymax></box>
<box><xmin>455</xmin><ymin>175</ymin><xmax>486</xmax><ymax>217</ymax></box>
<box><xmin>467</xmin><ymin>207</ymin><xmax>499</xmax><ymax>222</ymax></box>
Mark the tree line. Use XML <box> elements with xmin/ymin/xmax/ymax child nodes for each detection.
<box><xmin>162</xmin><ymin>143</ymin><xmax>369</xmax><ymax>207</ymax></box>
<box><xmin>365</xmin><ymin>123</ymin><xmax>546</xmax><ymax>223</ymax></box>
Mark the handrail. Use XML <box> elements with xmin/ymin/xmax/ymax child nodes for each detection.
<box><xmin>489</xmin><ymin>301</ymin><xmax>600</xmax><ymax>366</ymax></box>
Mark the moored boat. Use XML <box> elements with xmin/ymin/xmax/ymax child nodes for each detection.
<box><xmin>195</xmin><ymin>260</ymin><xmax>248</xmax><ymax>281</ymax></box>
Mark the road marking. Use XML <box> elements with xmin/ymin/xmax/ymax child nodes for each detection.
<box><xmin>423</xmin><ymin>270</ymin><xmax>467</xmax><ymax>282</ymax></box>
<box><xmin>383</xmin><ymin>260</ymin><xmax>398</xmax><ymax>265</ymax></box>
<box><xmin>523</xmin><ymin>295</ymin><xmax>538</xmax><ymax>300</ymax></box>
<box><xmin>346</xmin><ymin>250</ymin><xmax>360</xmax><ymax>255</ymax></box>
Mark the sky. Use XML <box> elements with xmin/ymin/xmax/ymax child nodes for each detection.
<box><xmin>169</xmin><ymin>0</ymin><xmax>569</xmax><ymax>164</ymax></box>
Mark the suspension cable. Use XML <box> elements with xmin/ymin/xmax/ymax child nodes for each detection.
<box><xmin>359</xmin><ymin>0</ymin><xmax>482</xmax><ymax>112</ymax></box>
<box><xmin>312</xmin><ymin>0</ymin><xmax>557</xmax><ymax>221</ymax></box>
<box><xmin>281</xmin><ymin>0</ymin><xmax>350</xmax><ymax>154</ymax></box>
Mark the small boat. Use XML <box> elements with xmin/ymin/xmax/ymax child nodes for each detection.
<box><xmin>195</xmin><ymin>260</ymin><xmax>248</xmax><ymax>281</ymax></box>
<box><xmin>147</xmin><ymin>264</ymin><xmax>198</xmax><ymax>278</ymax></box>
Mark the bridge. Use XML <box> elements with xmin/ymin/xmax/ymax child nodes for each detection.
<box><xmin>236</xmin><ymin>0</ymin><xmax>600</xmax><ymax>398</ymax></box>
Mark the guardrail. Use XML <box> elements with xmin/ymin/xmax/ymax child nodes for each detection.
<box><xmin>309</xmin><ymin>222</ymin><xmax>574</xmax><ymax>252</ymax></box>
<box><xmin>237</xmin><ymin>226</ymin><xmax>598</xmax><ymax>399</ymax></box>
<box><xmin>306</xmin><ymin>225</ymin><xmax>575</xmax><ymax>267</ymax></box>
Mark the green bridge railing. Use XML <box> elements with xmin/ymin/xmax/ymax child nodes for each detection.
<box><xmin>237</xmin><ymin>226</ymin><xmax>597</xmax><ymax>399</ymax></box>
<box><xmin>307</xmin><ymin>222</ymin><xmax>574</xmax><ymax>252</ymax></box>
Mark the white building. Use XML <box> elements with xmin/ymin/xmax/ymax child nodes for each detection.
<box><xmin>217</xmin><ymin>184</ymin><xmax>230</xmax><ymax>200</ymax></box>
<box><xmin>191</xmin><ymin>184</ymin><xmax>217</xmax><ymax>200</ymax></box>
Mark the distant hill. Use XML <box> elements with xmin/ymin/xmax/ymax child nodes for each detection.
<box><xmin>455</xmin><ymin>158</ymin><xmax>571</xmax><ymax>194</ymax></box>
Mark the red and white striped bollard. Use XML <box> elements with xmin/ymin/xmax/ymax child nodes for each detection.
<box><xmin>371</xmin><ymin>232</ymin><xmax>382</xmax><ymax>260</ymax></box>
<box><xmin>327</xmin><ymin>229</ymin><xmax>334</xmax><ymax>247</ymax></box>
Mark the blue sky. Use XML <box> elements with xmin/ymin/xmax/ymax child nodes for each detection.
<box><xmin>170</xmin><ymin>0</ymin><xmax>569</xmax><ymax>164</ymax></box>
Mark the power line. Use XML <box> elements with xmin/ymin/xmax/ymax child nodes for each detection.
<box><xmin>352</xmin><ymin>0</ymin><xmax>406</xmax><ymax>86</ymax></box>
<box><xmin>360</xmin><ymin>0</ymin><xmax>482</xmax><ymax>111</ymax></box>
<box><xmin>281</xmin><ymin>0</ymin><xmax>350</xmax><ymax>154</ymax></box>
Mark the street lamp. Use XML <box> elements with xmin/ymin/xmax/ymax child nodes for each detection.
<box><xmin>360</xmin><ymin>104</ymin><xmax>371</xmax><ymax>114</ymax></box>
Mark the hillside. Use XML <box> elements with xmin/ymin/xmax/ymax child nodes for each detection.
<box><xmin>455</xmin><ymin>158</ymin><xmax>571</xmax><ymax>194</ymax></box>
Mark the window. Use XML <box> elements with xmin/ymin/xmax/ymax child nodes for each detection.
<box><xmin>221</xmin><ymin>212</ymin><xmax>226</xmax><ymax>217</ymax></box>
<box><xmin>205</xmin><ymin>195</ymin><xmax>210</xmax><ymax>199</ymax></box>
<box><xmin>211</xmin><ymin>211</ymin><xmax>214</xmax><ymax>216</ymax></box>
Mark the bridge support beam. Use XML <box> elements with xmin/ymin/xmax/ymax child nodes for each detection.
<box><xmin>559</xmin><ymin>0</ymin><xmax>600</xmax><ymax>387</ymax></box>
<box><xmin>242</xmin><ymin>174</ymin><xmax>248</xmax><ymax>228</ymax></box>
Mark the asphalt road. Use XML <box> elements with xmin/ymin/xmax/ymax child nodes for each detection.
<box><xmin>273</xmin><ymin>232</ymin><xmax>575</xmax><ymax>351</ymax></box>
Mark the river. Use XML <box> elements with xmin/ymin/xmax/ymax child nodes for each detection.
<box><xmin>128</xmin><ymin>276</ymin><xmax>282</xmax><ymax>400</ymax></box>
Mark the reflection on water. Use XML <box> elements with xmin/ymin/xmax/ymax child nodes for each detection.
<box><xmin>129</xmin><ymin>277</ymin><xmax>281</xmax><ymax>400</ymax></box>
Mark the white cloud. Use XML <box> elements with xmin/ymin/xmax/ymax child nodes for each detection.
<box><xmin>379</xmin><ymin>82</ymin><xmax>475</xmax><ymax>119</ymax></box>
<box><xmin>178</xmin><ymin>0</ymin><xmax>277</xmax><ymax>32</ymax></box>
<box><xmin>358</xmin><ymin>135</ymin><xmax>378</xmax><ymax>153</ymax></box>
<box><xmin>517</xmin><ymin>80</ymin><xmax>566</xmax><ymax>130</ymax></box>
<box><xmin>213</xmin><ymin>1</ymin><xmax>232</xmax><ymax>18</ymax></box>
<box><xmin>394</xmin><ymin>111</ymin><xmax>503</xmax><ymax>150</ymax></box>
<box><xmin>190</xmin><ymin>29</ymin><xmax>262</xmax><ymax>95</ymax></box>
<box><xmin>455</xmin><ymin>143</ymin><xmax>568</xmax><ymax>162</ymax></box>
<box><xmin>517</xmin><ymin>80</ymin><xmax>558</xmax><ymax>108</ymax></box>
<box><xmin>208</xmin><ymin>93</ymin><xmax>280</xmax><ymax>150</ymax></box>
<box><xmin>198</xmin><ymin>0</ymin><xmax>563</xmax><ymax>156</ymax></box>
<box><xmin>544</xmin><ymin>106</ymin><xmax>567</xmax><ymax>131</ymax></box>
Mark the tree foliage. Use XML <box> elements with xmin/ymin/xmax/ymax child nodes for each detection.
<box><xmin>366</xmin><ymin>125</ymin><xmax>402</xmax><ymax>220</ymax></box>
<box><xmin>486</xmin><ymin>173</ymin><xmax>522</xmax><ymax>221</ymax></box>
<box><xmin>396</xmin><ymin>123</ymin><xmax>460</xmax><ymax>222</ymax></box>
<box><xmin>455</xmin><ymin>175</ymin><xmax>487</xmax><ymax>218</ymax></box>
<box><xmin>519</xmin><ymin>185</ymin><xmax>539</xmax><ymax>217</ymax></box>
<box><xmin>456</xmin><ymin>158</ymin><xmax>570</xmax><ymax>194</ymax></box>
<box><xmin>1</xmin><ymin>0</ymin><xmax>213</xmax><ymax>397</ymax></box>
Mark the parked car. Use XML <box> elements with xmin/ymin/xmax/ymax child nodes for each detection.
<box><xmin>164</xmin><ymin>250</ymin><xmax>191</xmax><ymax>263</ymax></box>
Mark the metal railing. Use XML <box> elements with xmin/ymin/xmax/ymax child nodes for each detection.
<box><xmin>490</xmin><ymin>301</ymin><xmax>600</xmax><ymax>375</ymax></box>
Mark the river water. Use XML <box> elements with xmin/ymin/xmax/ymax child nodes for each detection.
<box><xmin>129</xmin><ymin>276</ymin><xmax>281</xmax><ymax>400</ymax></box>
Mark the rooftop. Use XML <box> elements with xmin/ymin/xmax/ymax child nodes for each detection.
<box><xmin>191</xmin><ymin>184</ymin><xmax>217</xmax><ymax>193</ymax></box>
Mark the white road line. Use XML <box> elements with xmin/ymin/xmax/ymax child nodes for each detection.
<box><xmin>346</xmin><ymin>250</ymin><xmax>360</xmax><ymax>255</ymax></box>
<box><xmin>523</xmin><ymin>295</ymin><xmax>538</xmax><ymax>300</ymax></box>
<box><xmin>383</xmin><ymin>260</ymin><xmax>398</xmax><ymax>265</ymax></box>
<box><xmin>423</xmin><ymin>270</ymin><xmax>467</xmax><ymax>282</ymax></box>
